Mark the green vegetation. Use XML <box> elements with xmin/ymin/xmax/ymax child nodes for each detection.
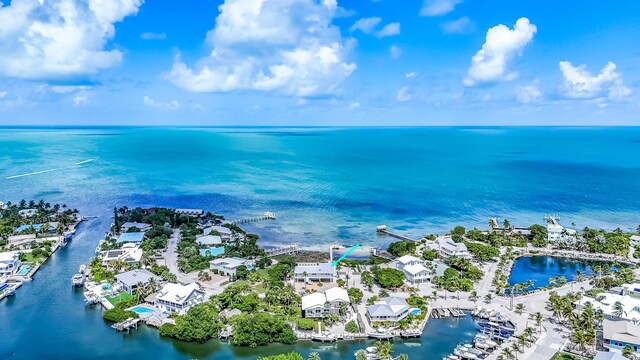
<box><xmin>550</xmin><ymin>352</ymin><xmax>579</xmax><ymax>360</ymax></box>
<box><xmin>463</xmin><ymin>241</ymin><xmax>499</xmax><ymax>261</ymax></box>
<box><xmin>345</xmin><ymin>320</ymin><xmax>359</xmax><ymax>333</ymax></box>
<box><xmin>87</xmin><ymin>256</ymin><xmax>115</xmax><ymax>282</ymax></box>
<box><xmin>159</xmin><ymin>302</ymin><xmax>223</xmax><ymax>343</ymax></box>
<box><xmin>373</xmin><ymin>268</ymin><xmax>405</xmax><ymax>288</ymax></box>
<box><xmin>386</xmin><ymin>240</ymin><xmax>416</xmax><ymax>257</ymax></box>
<box><xmin>421</xmin><ymin>249</ymin><xmax>438</xmax><ymax>261</ymax></box>
<box><xmin>340</xmin><ymin>255</ymin><xmax>390</xmax><ymax>268</ymax></box>
<box><xmin>347</xmin><ymin>287</ymin><xmax>364</xmax><ymax>304</ymax></box>
<box><xmin>105</xmin><ymin>290</ymin><xmax>134</xmax><ymax>307</ymax></box>
<box><xmin>224</xmin><ymin>233</ymin><xmax>265</xmax><ymax>258</ymax></box>
<box><xmin>103</xmin><ymin>299</ymin><xmax>137</xmax><ymax>323</ymax></box>
<box><xmin>0</xmin><ymin>199</ymin><xmax>78</xmax><ymax>242</ymax></box>
<box><xmin>296</xmin><ymin>318</ymin><xmax>316</xmax><ymax>331</ymax></box>
<box><xmin>547</xmin><ymin>293</ymin><xmax>598</xmax><ymax>358</ymax></box>
<box><xmin>257</xmin><ymin>352</ymin><xmax>304</xmax><ymax>360</ymax></box>
<box><xmin>529</xmin><ymin>224</ymin><xmax>548</xmax><ymax>247</ymax></box>
<box><xmin>583</xmin><ymin>227</ymin><xmax>630</xmax><ymax>255</ymax></box>
<box><xmin>149</xmin><ymin>264</ymin><xmax>177</xmax><ymax>282</ymax></box>
<box><xmin>232</xmin><ymin>312</ymin><xmax>297</xmax><ymax>347</ymax></box>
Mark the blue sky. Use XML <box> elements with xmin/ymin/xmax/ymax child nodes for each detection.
<box><xmin>0</xmin><ymin>0</ymin><xmax>639</xmax><ymax>125</ymax></box>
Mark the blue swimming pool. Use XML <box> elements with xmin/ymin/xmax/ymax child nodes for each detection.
<box><xmin>131</xmin><ymin>306</ymin><xmax>154</xmax><ymax>314</ymax></box>
<box><xmin>17</xmin><ymin>265</ymin><xmax>31</xmax><ymax>276</ymax></box>
<box><xmin>101</xmin><ymin>284</ymin><xmax>113</xmax><ymax>291</ymax></box>
<box><xmin>411</xmin><ymin>309</ymin><xmax>421</xmax><ymax>315</ymax></box>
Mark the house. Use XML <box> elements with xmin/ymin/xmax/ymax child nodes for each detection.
<box><xmin>594</xmin><ymin>351</ymin><xmax>627</xmax><ymax>360</ymax></box>
<box><xmin>546</xmin><ymin>217</ymin><xmax>576</xmax><ymax>243</ymax></box>
<box><xmin>301</xmin><ymin>287</ymin><xmax>350</xmax><ymax>318</ymax></box>
<box><xmin>115</xmin><ymin>269</ymin><xmax>161</xmax><ymax>295</ymax></box>
<box><xmin>209</xmin><ymin>257</ymin><xmax>252</xmax><ymax>276</ymax></box>
<box><xmin>395</xmin><ymin>255</ymin><xmax>424</xmax><ymax>268</ymax></box>
<box><xmin>101</xmin><ymin>244</ymin><xmax>143</xmax><ymax>267</ymax></box>
<box><xmin>175</xmin><ymin>208</ymin><xmax>204</xmax><ymax>217</ymax></box>
<box><xmin>0</xmin><ymin>252</ymin><xmax>21</xmax><ymax>277</ymax></box>
<box><xmin>18</xmin><ymin>209</ymin><xmax>37</xmax><ymax>218</ymax></box>
<box><xmin>121</xmin><ymin>222</ymin><xmax>152</xmax><ymax>232</ymax></box>
<box><xmin>395</xmin><ymin>255</ymin><xmax>432</xmax><ymax>284</ymax></box>
<box><xmin>574</xmin><ymin>286</ymin><xmax>640</xmax><ymax>323</ymax></box>
<box><xmin>117</xmin><ymin>232</ymin><xmax>145</xmax><ymax>244</ymax></box>
<box><xmin>203</xmin><ymin>225</ymin><xmax>232</xmax><ymax>241</ymax></box>
<box><xmin>294</xmin><ymin>262</ymin><xmax>335</xmax><ymax>283</ymax></box>
<box><xmin>367</xmin><ymin>296</ymin><xmax>410</xmax><ymax>323</ymax></box>
<box><xmin>630</xmin><ymin>235</ymin><xmax>640</xmax><ymax>250</ymax></box>
<box><xmin>603</xmin><ymin>319</ymin><xmax>640</xmax><ymax>356</ymax></box>
<box><xmin>154</xmin><ymin>283</ymin><xmax>205</xmax><ymax>315</ymax></box>
<box><xmin>196</xmin><ymin>234</ymin><xmax>222</xmax><ymax>246</ymax></box>
<box><xmin>427</xmin><ymin>236</ymin><xmax>469</xmax><ymax>258</ymax></box>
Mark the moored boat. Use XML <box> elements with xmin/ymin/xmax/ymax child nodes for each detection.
<box><xmin>72</xmin><ymin>274</ymin><xmax>84</xmax><ymax>287</ymax></box>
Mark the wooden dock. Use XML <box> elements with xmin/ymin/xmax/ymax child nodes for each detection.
<box><xmin>112</xmin><ymin>318</ymin><xmax>141</xmax><ymax>332</ymax></box>
<box><xmin>230</xmin><ymin>212</ymin><xmax>276</xmax><ymax>225</ymax></box>
<box><xmin>376</xmin><ymin>225</ymin><xmax>419</xmax><ymax>242</ymax></box>
<box><xmin>265</xmin><ymin>243</ymin><xmax>300</xmax><ymax>257</ymax></box>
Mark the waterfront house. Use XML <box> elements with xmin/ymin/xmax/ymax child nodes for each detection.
<box><xmin>630</xmin><ymin>235</ymin><xmax>640</xmax><ymax>250</ymax></box>
<box><xmin>0</xmin><ymin>252</ymin><xmax>21</xmax><ymax>277</ymax></box>
<box><xmin>395</xmin><ymin>255</ymin><xmax>432</xmax><ymax>284</ymax></box>
<box><xmin>209</xmin><ymin>257</ymin><xmax>252</xmax><ymax>276</ymax></box>
<box><xmin>203</xmin><ymin>225</ymin><xmax>232</xmax><ymax>241</ymax></box>
<box><xmin>427</xmin><ymin>236</ymin><xmax>470</xmax><ymax>258</ymax></box>
<box><xmin>574</xmin><ymin>286</ymin><xmax>640</xmax><ymax>323</ymax></box>
<box><xmin>117</xmin><ymin>232</ymin><xmax>145</xmax><ymax>245</ymax></box>
<box><xmin>196</xmin><ymin>234</ymin><xmax>222</xmax><ymax>246</ymax></box>
<box><xmin>101</xmin><ymin>244</ymin><xmax>143</xmax><ymax>267</ymax></box>
<box><xmin>603</xmin><ymin>319</ymin><xmax>640</xmax><ymax>356</ymax></box>
<box><xmin>367</xmin><ymin>296</ymin><xmax>410</xmax><ymax>324</ymax></box>
<box><xmin>115</xmin><ymin>269</ymin><xmax>161</xmax><ymax>295</ymax></box>
<box><xmin>155</xmin><ymin>283</ymin><xmax>205</xmax><ymax>315</ymax></box>
<box><xmin>301</xmin><ymin>287</ymin><xmax>350</xmax><ymax>318</ymax></box>
<box><xmin>294</xmin><ymin>262</ymin><xmax>335</xmax><ymax>283</ymax></box>
<box><xmin>120</xmin><ymin>222</ymin><xmax>152</xmax><ymax>232</ymax></box>
<box><xmin>546</xmin><ymin>220</ymin><xmax>576</xmax><ymax>244</ymax></box>
<box><xmin>175</xmin><ymin>208</ymin><xmax>204</xmax><ymax>217</ymax></box>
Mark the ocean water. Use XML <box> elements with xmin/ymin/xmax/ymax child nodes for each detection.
<box><xmin>1</xmin><ymin>127</ymin><xmax>639</xmax><ymax>359</ymax></box>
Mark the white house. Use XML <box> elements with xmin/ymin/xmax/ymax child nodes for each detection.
<box><xmin>101</xmin><ymin>244</ymin><xmax>143</xmax><ymax>267</ymax></box>
<box><xmin>0</xmin><ymin>252</ymin><xmax>21</xmax><ymax>277</ymax></box>
<box><xmin>546</xmin><ymin>217</ymin><xmax>576</xmax><ymax>244</ymax></box>
<box><xmin>209</xmin><ymin>257</ymin><xmax>252</xmax><ymax>276</ymax></box>
<box><xmin>196</xmin><ymin>234</ymin><xmax>222</xmax><ymax>246</ymax></box>
<box><xmin>18</xmin><ymin>209</ymin><xmax>37</xmax><ymax>218</ymax></box>
<box><xmin>121</xmin><ymin>222</ymin><xmax>152</xmax><ymax>232</ymax></box>
<box><xmin>203</xmin><ymin>225</ymin><xmax>232</xmax><ymax>241</ymax></box>
<box><xmin>294</xmin><ymin>262</ymin><xmax>335</xmax><ymax>283</ymax></box>
<box><xmin>574</xmin><ymin>284</ymin><xmax>640</xmax><ymax>323</ymax></box>
<box><xmin>630</xmin><ymin>235</ymin><xmax>640</xmax><ymax>250</ymax></box>
<box><xmin>603</xmin><ymin>319</ymin><xmax>640</xmax><ymax>357</ymax></box>
<box><xmin>301</xmin><ymin>287</ymin><xmax>350</xmax><ymax>318</ymax></box>
<box><xmin>155</xmin><ymin>283</ymin><xmax>205</xmax><ymax>314</ymax></box>
<box><xmin>395</xmin><ymin>255</ymin><xmax>432</xmax><ymax>284</ymax></box>
<box><xmin>367</xmin><ymin>296</ymin><xmax>411</xmax><ymax>323</ymax></box>
<box><xmin>117</xmin><ymin>232</ymin><xmax>145</xmax><ymax>245</ymax></box>
<box><xmin>427</xmin><ymin>236</ymin><xmax>469</xmax><ymax>258</ymax></box>
<box><xmin>115</xmin><ymin>269</ymin><xmax>161</xmax><ymax>295</ymax></box>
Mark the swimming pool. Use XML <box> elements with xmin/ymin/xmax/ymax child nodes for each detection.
<box><xmin>411</xmin><ymin>309</ymin><xmax>421</xmax><ymax>316</ymax></box>
<box><xmin>101</xmin><ymin>284</ymin><xmax>113</xmax><ymax>291</ymax></box>
<box><xmin>130</xmin><ymin>306</ymin><xmax>155</xmax><ymax>314</ymax></box>
<box><xmin>17</xmin><ymin>265</ymin><xmax>31</xmax><ymax>276</ymax></box>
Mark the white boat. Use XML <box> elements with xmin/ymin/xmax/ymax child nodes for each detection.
<box><xmin>79</xmin><ymin>264</ymin><xmax>86</xmax><ymax>274</ymax></box>
<box><xmin>72</xmin><ymin>274</ymin><xmax>84</xmax><ymax>287</ymax></box>
<box><xmin>354</xmin><ymin>346</ymin><xmax>380</xmax><ymax>360</ymax></box>
<box><xmin>453</xmin><ymin>347</ymin><xmax>477</xmax><ymax>360</ymax></box>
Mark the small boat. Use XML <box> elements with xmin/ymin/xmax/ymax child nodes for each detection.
<box><xmin>367</xmin><ymin>330</ymin><xmax>394</xmax><ymax>340</ymax></box>
<box><xmin>312</xmin><ymin>332</ymin><xmax>337</xmax><ymax>342</ymax></box>
<box><xmin>72</xmin><ymin>274</ymin><xmax>84</xmax><ymax>287</ymax></box>
<box><xmin>354</xmin><ymin>346</ymin><xmax>380</xmax><ymax>360</ymax></box>
<box><xmin>453</xmin><ymin>347</ymin><xmax>477</xmax><ymax>360</ymax></box>
<box><xmin>79</xmin><ymin>264</ymin><xmax>86</xmax><ymax>274</ymax></box>
<box><xmin>462</xmin><ymin>344</ymin><xmax>483</xmax><ymax>355</ymax></box>
<box><xmin>400</xmin><ymin>329</ymin><xmax>422</xmax><ymax>338</ymax></box>
<box><xmin>5</xmin><ymin>288</ymin><xmax>16</xmax><ymax>297</ymax></box>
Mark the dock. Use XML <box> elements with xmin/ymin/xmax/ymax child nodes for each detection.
<box><xmin>229</xmin><ymin>212</ymin><xmax>276</xmax><ymax>225</ymax></box>
<box><xmin>376</xmin><ymin>225</ymin><xmax>419</xmax><ymax>242</ymax></box>
<box><xmin>265</xmin><ymin>243</ymin><xmax>300</xmax><ymax>257</ymax></box>
<box><xmin>111</xmin><ymin>318</ymin><xmax>141</xmax><ymax>332</ymax></box>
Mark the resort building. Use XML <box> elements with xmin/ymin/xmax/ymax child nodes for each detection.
<box><xmin>203</xmin><ymin>225</ymin><xmax>232</xmax><ymax>241</ymax></box>
<box><xmin>367</xmin><ymin>296</ymin><xmax>410</xmax><ymax>324</ymax></box>
<box><xmin>196</xmin><ymin>234</ymin><xmax>222</xmax><ymax>246</ymax></box>
<box><xmin>101</xmin><ymin>244</ymin><xmax>143</xmax><ymax>267</ymax></box>
<box><xmin>209</xmin><ymin>257</ymin><xmax>252</xmax><ymax>276</ymax></box>
<box><xmin>395</xmin><ymin>255</ymin><xmax>432</xmax><ymax>284</ymax></box>
<box><xmin>575</xmin><ymin>284</ymin><xmax>640</xmax><ymax>323</ymax></box>
<box><xmin>120</xmin><ymin>222</ymin><xmax>152</xmax><ymax>232</ymax></box>
<box><xmin>603</xmin><ymin>319</ymin><xmax>640</xmax><ymax>356</ymax></box>
<box><xmin>175</xmin><ymin>208</ymin><xmax>204</xmax><ymax>217</ymax></box>
<box><xmin>115</xmin><ymin>269</ymin><xmax>161</xmax><ymax>295</ymax></box>
<box><xmin>630</xmin><ymin>235</ymin><xmax>640</xmax><ymax>250</ymax></box>
<box><xmin>301</xmin><ymin>287</ymin><xmax>350</xmax><ymax>318</ymax></box>
<box><xmin>0</xmin><ymin>252</ymin><xmax>21</xmax><ymax>277</ymax></box>
<box><xmin>294</xmin><ymin>262</ymin><xmax>335</xmax><ymax>283</ymax></box>
<box><xmin>427</xmin><ymin>236</ymin><xmax>470</xmax><ymax>258</ymax></box>
<box><xmin>117</xmin><ymin>232</ymin><xmax>145</xmax><ymax>245</ymax></box>
<box><xmin>546</xmin><ymin>216</ymin><xmax>576</xmax><ymax>243</ymax></box>
<box><xmin>155</xmin><ymin>283</ymin><xmax>205</xmax><ymax>315</ymax></box>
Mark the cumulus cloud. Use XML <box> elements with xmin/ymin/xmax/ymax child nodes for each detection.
<box><xmin>166</xmin><ymin>0</ymin><xmax>356</xmax><ymax>97</ymax></box>
<box><xmin>464</xmin><ymin>17</ymin><xmax>537</xmax><ymax>87</ymax></box>
<box><xmin>441</xmin><ymin>16</ymin><xmax>473</xmax><ymax>34</ymax></box>
<box><xmin>396</xmin><ymin>86</ymin><xmax>410</xmax><ymax>101</ymax></box>
<box><xmin>140</xmin><ymin>32</ymin><xmax>167</xmax><ymax>40</ymax></box>
<box><xmin>0</xmin><ymin>0</ymin><xmax>142</xmax><ymax>80</ymax></box>
<box><xmin>515</xmin><ymin>80</ymin><xmax>542</xmax><ymax>104</ymax></box>
<box><xmin>350</xmin><ymin>17</ymin><xmax>400</xmax><ymax>38</ymax></box>
<box><xmin>143</xmin><ymin>96</ymin><xmax>181</xmax><ymax>110</ymax></box>
<box><xmin>559</xmin><ymin>61</ymin><xmax>631</xmax><ymax>101</ymax></box>
<box><xmin>420</xmin><ymin>0</ymin><xmax>462</xmax><ymax>17</ymax></box>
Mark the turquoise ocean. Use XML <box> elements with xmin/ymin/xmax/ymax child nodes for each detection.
<box><xmin>0</xmin><ymin>127</ymin><xmax>639</xmax><ymax>359</ymax></box>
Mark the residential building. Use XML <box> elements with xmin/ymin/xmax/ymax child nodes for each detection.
<box><xmin>546</xmin><ymin>216</ymin><xmax>576</xmax><ymax>243</ymax></box>
<box><xmin>121</xmin><ymin>222</ymin><xmax>152</xmax><ymax>232</ymax></box>
<box><xmin>203</xmin><ymin>225</ymin><xmax>232</xmax><ymax>241</ymax></box>
<box><xmin>155</xmin><ymin>283</ymin><xmax>205</xmax><ymax>315</ymax></box>
<box><xmin>594</xmin><ymin>351</ymin><xmax>627</xmax><ymax>360</ymax></box>
<box><xmin>301</xmin><ymin>287</ymin><xmax>350</xmax><ymax>318</ymax></box>
<box><xmin>0</xmin><ymin>252</ymin><xmax>21</xmax><ymax>277</ymax></box>
<box><xmin>18</xmin><ymin>209</ymin><xmax>37</xmax><ymax>218</ymax></box>
<box><xmin>427</xmin><ymin>236</ymin><xmax>469</xmax><ymax>258</ymax></box>
<box><xmin>395</xmin><ymin>255</ymin><xmax>432</xmax><ymax>284</ymax></box>
<box><xmin>175</xmin><ymin>208</ymin><xmax>204</xmax><ymax>217</ymax></box>
<box><xmin>603</xmin><ymin>319</ymin><xmax>640</xmax><ymax>356</ymax></box>
<box><xmin>574</xmin><ymin>284</ymin><xmax>640</xmax><ymax>323</ymax></box>
<box><xmin>209</xmin><ymin>257</ymin><xmax>252</xmax><ymax>276</ymax></box>
<box><xmin>294</xmin><ymin>262</ymin><xmax>335</xmax><ymax>283</ymax></box>
<box><xmin>367</xmin><ymin>296</ymin><xmax>410</xmax><ymax>323</ymax></box>
<box><xmin>630</xmin><ymin>235</ymin><xmax>640</xmax><ymax>250</ymax></box>
<box><xmin>115</xmin><ymin>269</ymin><xmax>161</xmax><ymax>295</ymax></box>
<box><xmin>117</xmin><ymin>232</ymin><xmax>145</xmax><ymax>244</ymax></box>
<box><xmin>101</xmin><ymin>244</ymin><xmax>143</xmax><ymax>267</ymax></box>
<box><xmin>196</xmin><ymin>234</ymin><xmax>222</xmax><ymax>246</ymax></box>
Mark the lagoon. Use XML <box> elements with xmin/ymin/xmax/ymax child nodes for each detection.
<box><xmin>507</xmin><ymin>255</ymin><xmax>618</xmax><ymax>289</ymax></box>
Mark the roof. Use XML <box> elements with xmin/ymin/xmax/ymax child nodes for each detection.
<box><xmin>117</xmin><ymin>232</ymin><xmax>145</xmax><ymax>243</ymax></box>
<box><xmin>115</xmin><ymin>269</ymin><xmax>160</xmax><ymax>287</ymax></box>
<box><xmin>209</xmin><ymin>257</ymin><xmax>249</xmax><ymax>269</ymax></box>
<box><xmin>325</xmin><ymin>287</ymin><xmax>349</xmax><ymax>303</ymax></box>
<box><xmin>301</xmin><ymin>292</ymin><xmax>326</xmax><ymax>310</ymax></box>
<box><xmin>594</xmin><ymin>352</ymin><xmax>627</xmax><ymax>360</ymax></box>
<box><xmin>631</xmin><ymin>235</ymin><xmax>640</xmax><ymax>241</ymax></box>
<box><xmin>196</xmin><ymin>235</ymin><xmax>222</xmax><ymax>245</ymax></box>
<box><xmin>294</xmin><ymin>262</ymin><xmax>334</xmax><ymax>276</ymax></box>
<box><xmin>156</xmin><ymin>283</ymin><xmax>203</xmax><ymax>305</ymax></box>
<box><xmin>121</xmin><ymin>222</ymin><xmax>151</xmax><ymax>229</ymax></box>
<box><xmin>175</xmin><ymin>208</ymin><xmax>204</xmax><ymax>215</ymax></box>
<box><xmin>396</xmin><ymin>255</ymin><xmax>422</xmax><ymax>265</ymax></box>
<box><xmin>603</xmin><ymin>319</ymin><xmax>640</xmax><ymax>344</ymax></box>
<box><xmin>206</xmin><ymin>226</ymin><xmax>232</xmax><ymax>235</ymax></box>
<box><xmin>575</xmin><ymin>291</ymin><xmax>640</xmax><ymax>323</ymax></box>
<box><xmin>0</xmin><ymin>252</ymin><xmax>20</xmax><ymax>262</ymax></box>
<box><xmin>403</xmin><ymin>263</ymin><xmax>431</xmax><ymax>276</ymax></box>
<box><xmin>367</xmin><ymin>296</ymin><xmax>409</xmax><ymax>317</ymax></box>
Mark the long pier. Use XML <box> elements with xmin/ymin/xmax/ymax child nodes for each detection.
<box><xmin>265</xmin><ymin>243</ymin><xmax>300</xmax><ymax>257</ymax></box>
<box><xmin>376</xmin><ymin>225</ymin><xmax>419</xmax><ymax>242</ymax></box>
<box><xmin>230</xmin><ymin>212</ymin><xmax>276</xmax><ymax>225</ymax></box>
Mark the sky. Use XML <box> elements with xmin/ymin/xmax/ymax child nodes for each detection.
<box><xmin>0</xmin><ymin>0</ymin><xmax>639</xmax><ymax>126</ymax></box>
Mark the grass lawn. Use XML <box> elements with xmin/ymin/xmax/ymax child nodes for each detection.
<box><xmin>22</xmin><ymin>253</ymin><xmax>39</xmax><ymax>263</ymax></box>
<box><xmin>550</xmin><ymin>352</ymin><xmax>580</xmax><ymax>360</ymax></box>
<box><xmin>105</xmin><ymin>291</ymin><xmax>133</xmax><ymax>306</ymax></box>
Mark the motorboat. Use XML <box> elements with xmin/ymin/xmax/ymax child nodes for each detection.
<box><xmin>72</xmin><ymin>274</ymin><xmax>84</xmax><ymax>287</ymax></box>
<box><xmin>79</xmin><ymin>264</ymin><xmax>86</xmax><ymax>274</ymax></box>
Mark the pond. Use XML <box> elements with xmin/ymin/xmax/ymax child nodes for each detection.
<box><xmin>507</xmin><ymin>255</ymin><xmax>620</xmax><ymax>290</ymax></box>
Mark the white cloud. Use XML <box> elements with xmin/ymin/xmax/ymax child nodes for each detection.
<box><xmin>350</xmin><ymin>17</ymin><xmax>382</xmax><ymax>34</ymax></box>
<box><xmin>167</xmin><ymin>0</ymin><xmax>355</xmax><ymax>97</ymax></box>
<box><xmin>376</xmin><ymin>22</ymin><xmax>400</xmax><ymax>38</ymax></box>
<box><xmin>0</xmin><ymin>0</ymin><xmax>142</xmax><ymax>80</ymax></box>
<box><xmin>390</xmin><ymin>45</ymin><xmax>402</xmax><ymax>59</ymax></box>
<box><xmin>463</xmin><ymin>17</ymin><xmax>537</xmax><ymax>87</ymax></box>
<box><xmin>347</xmin><ymin>101</ymin><xmax>360</xmax><ymax>110</ymax></box>
<box><xmin>73</xmin><ymin>95</ymin><xmax>90</xmax><ymax>107</ymax></box>
<box><xmin>50</xmin><ymin>85</ymin><xmax>93</xmax><ymax>94</ymax></box>
<box><xmin>143</xmin><ymin>96</ymin><xmax>181</xmax><ymax>110</ymax></box>
<box><xmin>0</xmin><ymin>91</ymin><xmax>7</xmax><ymax>99</ymax></box>
<box><xmin>441</xmin><ymin>16</ymin><xmax>472</xmax><ymax>34</ymax></box>
<box><xmin>405</xmin><ymin>72</ymin><xmax>417</xmax><ymax>78</ymax></box>
<box><xmin>397</xmin><ymin>86</ymin><xmax>411</xmax><ymax>101</ymax></box>
<box><xmin>420</xmin><ymin>0</ymin><xmax>462</xmax><ymax>17</ymax></box>
<box><xmin>559</xmin><ymin>61</ymin><xmax>631</xmax><ymax>101</ymax></box>
<box><xmin>140</xmin><ymin>32</ymin><xmax>167</xmax><ymax>40</ymax></box>
<box><xmin>515</xmin><ymin>80</ymin><xmax>542</xmax><ymax>104</ymax></box>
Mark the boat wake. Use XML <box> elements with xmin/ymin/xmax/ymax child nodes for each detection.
<box><xmin>5</xmin><ymin>158</ymin><xmax>97</xmax><ymax>180</ymax></box>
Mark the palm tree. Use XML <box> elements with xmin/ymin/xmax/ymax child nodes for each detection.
<box><xmin>355</xmin><ymin>350</ymin><xmax>366</xmax><ymax>360</ymax></box>
<box><xmin>307</xmin><ymin>352</ymin><xmax>321</xmax><ymax>360</ymax></box>
<box><xmin>503</xmin><ymin>348</ymin><xmax>514</xmax><ymax>360</ymax></box>
<box><xmin>469</xmin><ymin>291</ymin><xmax>478</xmax><ymax>303</ymax></box>
<box><xmin>517</xmin><ymin>335</ymin><xmax>528</xmax><ymax>351</ymax></box>
<box><xmin>484</xmin><ymin>294</ymin><xmax>493</xmax><ymax>304</ymax></box>
<box><xmin>375</xmin><ymin>341</ymin><xmax>392</xmax><ymax>360</ymax></box>
<box><xmin>572</xmin><ymin>329</ymin><xmax>588</xmax><ymax>356</ymax></box>
<box><xmin>534</xmin><ymin>312</ymin><xmax>543</xmax><ymax>333</ymax></box>
<box><xmin>523</xmin><ymin>327</ymin><xmax>535</xmax><ymax>343</ymax></box>
<box><xmin>515</xmin><ymin>303</ymin><xmax>525</xmax><ymax>315</ymax></box>
<box><xmin>511</xmin><ymin>343</ymin><xmax>520</xmax><ymax>359</ymax></box>
<box><xmin>613</xmin><ymin>301</ymin><xmax>625</xmax><ymax>319</ymax></box>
